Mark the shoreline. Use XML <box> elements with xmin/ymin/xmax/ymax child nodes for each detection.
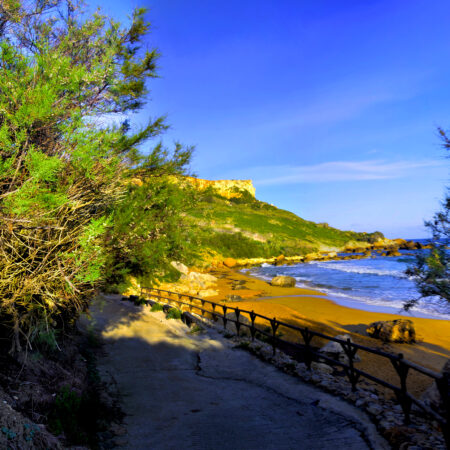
<box><xmin>242</xmin><ymin>268</ymin><xmax>448</xmax><ymax>320</ymax></box>
<box><xmin>208</xmin><ymin>267</ymin><xmax>450</xmax><ymax>381</ymax></box>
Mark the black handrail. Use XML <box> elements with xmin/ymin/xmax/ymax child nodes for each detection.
<box><xmin>140</xmin><ymin>286</ymin><xmax>450</xmax><ymax>448</ymax></box>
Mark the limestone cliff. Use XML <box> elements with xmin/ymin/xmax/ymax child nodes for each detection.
<box><xmin>184</xmin><ymin>177</ymin><xmax>256</xmax><ymax>199</ymax></box>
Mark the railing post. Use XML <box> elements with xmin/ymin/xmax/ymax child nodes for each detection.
<box><xmin>249</xmin><ymin>310</ymin><xmax>257</xmax><ymax>341</ymax></box>
<box><xmin>341</xmin><ymin>338</ymin><xmax>360</xmax><ymax>391</ymax></box>
<box><xmin>211</xmin><ymin>303</ymin><xmax>217</xmax><ymax>321</ymax></box>
<box><xmin>436</xmin><ymin>371</ymin><xmax>450</xmax><ymax>449</ymax></box>
<box><xmin>235</xmin><ymin>308</ymin><xmax>241</xmax><ymax>336</ymax></box>
<box><xmin>300</xmin><ymin>327</ymin><xmax>313</xmax><ymax>370</ymax></box>
<box><xmin>270</xmin><ymin>317</ymin><xmax>279</xmax><ymax>356</ymax></box>
<box><xmin>222</xmin><ymin>305</ymin><xmax>228</xmax><ymax>329</ymax></box>
<box><xmin>391</xmin><ymin>353</ymin><xmax>412</xmax><ymax>424</ymax></box>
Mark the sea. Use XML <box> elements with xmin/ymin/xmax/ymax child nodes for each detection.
<box><xmin>245</xmin><ymin>240</ymin><xmax>450</xmax><ymax>320</ymax></box>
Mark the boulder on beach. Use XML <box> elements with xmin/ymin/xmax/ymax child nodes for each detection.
<box><xmin>223</xmin><ymin>257</ymin><xmax>237</xmax><ymax>268</ymax></box>
<box><xmin>270</xmin><ymin>275</ymin><xmax>296</xmax><ymax>287</ymax></box>
<box><xmin>366</xmin><ymin>319</ymin><xmax>415</xmax><ymax>343</ymax></box>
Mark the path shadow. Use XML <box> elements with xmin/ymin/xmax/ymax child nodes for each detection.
<box><xmin>78</xmin><ymin>294</ymin><xmax>379</xmax><ymax>450</ymax></box>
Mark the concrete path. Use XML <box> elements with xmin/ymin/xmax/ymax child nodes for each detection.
<box><xmin>86</xmin><ymin>295</ymin><xmax>388</xmax><ymax>450</ymax></box>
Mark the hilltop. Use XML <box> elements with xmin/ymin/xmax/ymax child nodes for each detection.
<box><xmin>187</xmin><ymin>179</ymin><xmax>387</xmax><ymax>262</ymax></box>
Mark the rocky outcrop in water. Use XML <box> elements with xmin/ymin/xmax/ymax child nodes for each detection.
<box><xmin>270</xmin><ymin>276</ymin><xmax>296</xmax><ymax>287</ymax></box>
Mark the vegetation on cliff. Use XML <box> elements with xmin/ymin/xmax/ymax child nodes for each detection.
<box><xmin>190</xmin><ymin>186</ymin><xmax>384</xmax><ymax>260</ymax></box>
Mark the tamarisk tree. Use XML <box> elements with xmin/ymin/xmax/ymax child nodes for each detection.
<box><xmin>0</xmin><ymin>0</ymin><xmax>191</xmax><ymax>351</ymax></box>
<box><xmin>405</xmin><ymin>128</ymin><xmax>450</xmax><ymax>312</ymax></box>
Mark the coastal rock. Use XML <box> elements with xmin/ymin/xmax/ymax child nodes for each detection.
<box><xmin>161</xmin><ymin>270</ymin><xmax>218</xmax><ymax>296</ymax></box>
<box><xmin>225</xmin><ymin>294</ymin><xmax>243</xmax><ymax>302</ymax></box>
<box><xmin>386</xmin><ymin>247</ymin><xmax>401</xmax><ymax>257</ymax></box>
<box><xmin>170</xmin><ymin>261</ymin><xmax>189</xmax><ymax>275</ymax></box>
<box><xmin>274</xmin><ymin>254</ymin><xmax>285</xmax><ymax>264</ymax></box>
<box><xmin>223</xmin><ymin>257</ymin><xmax>237</xmax><ymax>268</ymax></box>
<box><xmin>366</xmin><ymin>319</ymin><xmax>415</xmax><ymax>343</ymax></box>
<box><xmin>319</xmin><ymin>334</ymin><xmax>361</xmax><ymax>363</ymax></box>
<box><xmin>393</xmin><ymin>239</ymin><xmax>407</xmax><ymax>248</ymax></box>
<box><xmin>188</xmin><ymin>272</ymin><xmax>217</xmax><ymax>286</ymax></box>
<box><xmin>270</xmin><ymin>275</ymin><xmax>296</xmax><ymax>287</ymax></box>
<box><xmin>421</xmin><ymin>359</ymin><xmax>450</xmax><ymax>413</ymax></box>
<box><xmin>303</xmin><ymin>252</ymin><xmax>321</xmax><ymax>262</ymax></box>
<box><xmin>404</xmin><ymin>240</ymin><xmax>419</xmax><ymax>250</ymax></box>
<box><xmin>311</xmin><ymin>362</ymin><xmax>333</xmax><ymax>374</ymax></box>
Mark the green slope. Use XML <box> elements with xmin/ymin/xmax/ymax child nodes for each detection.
<box><xmin>189</xmin><ymin>189</ymin><xmax>383</xmax><ymax>259</ymax></box>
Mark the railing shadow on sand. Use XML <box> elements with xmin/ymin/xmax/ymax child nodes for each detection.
<box><xmin>138</xmin><ymin>286</ymin><xmax>450</xmax><ymax>448</ymax></box>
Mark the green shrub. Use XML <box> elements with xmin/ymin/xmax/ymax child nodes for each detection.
<box><xmin>189</xmin><ymin>324</ymin><xmax>202</xmax><ymax>333</ymax></box>
<box><xmin>150</xmin><ymin>302</ymin><xmax>164</xmax><ymax>312</ymax></box>
<box><xmin>48</xmin><ymin>386</ymin><xmax>86</xmax><ymax>443</ymax></box>
<box><xmin>166</xmin><ymin>308</ymin><xmax>182</xmax><ymax>320</ymax></box>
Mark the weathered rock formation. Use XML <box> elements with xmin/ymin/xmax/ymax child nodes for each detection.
<box><xmin>161</xmin><ymin>262</ymin><xmax>219</xmax><ymax>297</ymax></box>
<box><xmin>184</xmin><ymin>177</ymin><xmax>256</xmax><ymax>199</ymax></box>
<box><xmin>319</xmin><ymin>334</ymin><xmax>361</xmax><ymax>363</ymax></box>
<box><xmin>223</xmin><ymin>257</ymin><xmax>237</xmax><ymax>268</ymax></box>
<box><xmin>270</xmin><ymin>275</ymin><xmax>296</xmax><ymax>287</ymax></box>
<box><xmin>366</xmin><ymin>319</ymin><xmax>416</xmax><ymax>343</ymax></box>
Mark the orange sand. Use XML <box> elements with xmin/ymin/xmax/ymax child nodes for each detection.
<box><xmin>207</xmin><ymin>268</ymin><xmax>450</xmax><ymax>397</ymax></box>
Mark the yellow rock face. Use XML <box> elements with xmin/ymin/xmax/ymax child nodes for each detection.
<box><xmin>180</xmin><ymin>177</ymin><xmax>256</xmax><ymax>199</ymax></box>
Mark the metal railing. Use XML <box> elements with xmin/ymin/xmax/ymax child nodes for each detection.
<box><xmin>139</xmin><ymin>286</ymin><xmax>450</xmax><ymax>448</ymax></box>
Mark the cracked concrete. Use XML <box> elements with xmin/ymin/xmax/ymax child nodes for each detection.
<box><xmin>86</xmin><ymin>295</ymin><xmax>389</xmax><ymax>450</ymax></box>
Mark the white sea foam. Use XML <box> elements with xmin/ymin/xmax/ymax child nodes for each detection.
<box><xmin>287</xmin><ymin>278</ymin><xmax>450</xmax><ymax>319</ymax></box>
<box><xmin>309</xmin><ymin>261</ymin><xmax>406</xmax><ymax>278</ymax></box>
<box><xmin>247</xmin><ymin>254</ymin><xmax>450</xmax><ymax>319</ymax></box>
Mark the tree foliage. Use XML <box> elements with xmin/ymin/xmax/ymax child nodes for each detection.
<box><xmin>0</xmin><ymin>0</ymin><xmax>192</xmax><ymax>351</ymax></box>
<box><xmin>405</xmin><ymin>128</ymin><xmax>450</xmax><ymax>312</ymax></box>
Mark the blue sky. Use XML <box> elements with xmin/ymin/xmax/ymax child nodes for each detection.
<box><xmin>93</xmin><ymin>0</ymin><xmax>449</xmax><ymax>238</ymax></box>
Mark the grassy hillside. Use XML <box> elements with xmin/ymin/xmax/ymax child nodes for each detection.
<box><xmin>189</xmin><ymin>188</ymin><xmax>384</xmax><ymax>260</ymax></box>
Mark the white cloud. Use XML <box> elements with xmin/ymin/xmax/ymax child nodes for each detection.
<box><xmin>243</xmin><ymin>159</ymin><xmax>442</xmax><ymax>185</ymax></box>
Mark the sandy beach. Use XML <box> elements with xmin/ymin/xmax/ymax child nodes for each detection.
<box><xmin>206</xmin><ymin>267</ymin><xmax>450</xmax><ymax>398</ymax></box>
